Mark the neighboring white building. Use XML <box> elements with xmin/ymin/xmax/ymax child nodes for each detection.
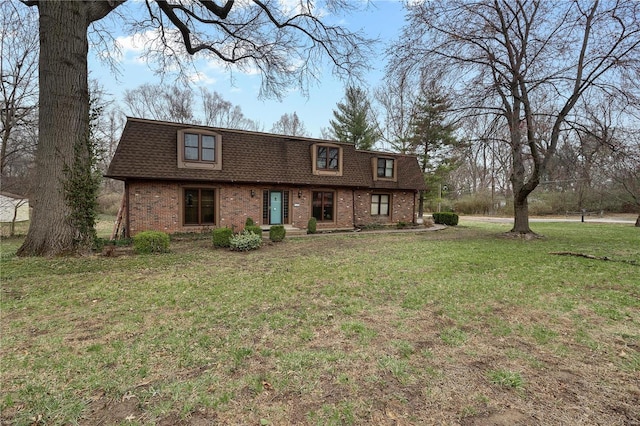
<box><xmin>0</xmin><ymin>192</ymin><xmax>30</xmax><ymax>222</ymax></box>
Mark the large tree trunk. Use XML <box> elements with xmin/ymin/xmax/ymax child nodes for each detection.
<box><xmin>17</xmin><ymin>2</ymin><xmax>91</xmax><ymax>256</ymax></box>
<box><xmin>511</xmin><ymin>193</ymin><xmax>532</xmax><ymax>234</ymax></box>
<box><xmin>509</xmin><ymin>135</ymin><xmax>535</xmax><ymax>235</ymax></box>
<box><xmin>418</xmin><ymin>190</ymin><xmax>425</xmax><ymax>219</ymax></box>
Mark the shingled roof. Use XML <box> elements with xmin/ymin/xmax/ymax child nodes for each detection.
<box><xmin>106</xmin><ymin>117</ymin><xmax>426</xmax><ymax>191</ymax></box>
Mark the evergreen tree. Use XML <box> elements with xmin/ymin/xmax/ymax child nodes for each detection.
<box><xmin>409</xmin><ymin>83</ymin><xmax>460</xmax><ymax>216</ymax></box>
<box><xmin>329</xmin><ymin>86</ymin><xmax>379</xmax><ymax>150</ymax></box>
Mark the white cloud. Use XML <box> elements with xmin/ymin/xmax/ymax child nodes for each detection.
<box><xmin>114</xmin><ymin>30</ymin><xmax>155</xmax><ymax>64</ymax></box>
<box><xmin>114</xmin><ymin>28</ymin><xmax>186</xmax><ymax>64</ymax></box>
<box><xmin>187</xmin><ymin>71</ymin><xmax>216</xmax><ymax>85</ymax></box>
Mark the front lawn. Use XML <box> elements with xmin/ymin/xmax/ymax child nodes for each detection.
<box><xmin>1</xmin><ymin>222</ymin><xmax>638</xmax><ymax>425</ymax></box>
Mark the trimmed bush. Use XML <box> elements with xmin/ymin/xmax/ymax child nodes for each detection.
<box><xmin>212</xmin><ymin>227</ymin><xmax>233</xmax><ymax>248</ymax></box>
<box><xmin>432</xmin><ymin>212</ymin><xmax>459</xmax><ymax>226</ymax></box>
<box><xmin>230</xmin><ymin>230</ymin><xmax>262</xmax><ymax>251</ymax></box>
<box><xmin>133</xmin><ymin>231</ymin><xmax>170</xmax><ymax>254</ymax></box>
<box><xmin>245</xmin><ymin>217</ymin><xmax>255</xmax><ymax>227</ymax></box>
<box><xmin>307</xmin><ymin>217</ymin><xmax>317</xmax><ymax>234</ymax></box>
<box><xmin>269</xmin><ymin>225</ymin><xmax>286</xmax><ymax>242</ymax></box>
<box><xmin>245</xmin><ymin>225</ymin><xmax>263</xmax><ymax>236</ymax></box>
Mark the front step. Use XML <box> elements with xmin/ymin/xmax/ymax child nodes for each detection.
<box><xmin>260</xmin><ymin>225</ymin><xmax>307</xmax><ymax>236</ymax></box>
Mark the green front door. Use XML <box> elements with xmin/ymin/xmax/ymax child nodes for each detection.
<box><xmin>270</xmin><ymin>191</ymin><xmax>282</xmax><ymax>225</ymax></box>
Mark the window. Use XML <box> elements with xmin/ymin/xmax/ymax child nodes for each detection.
<box><xmin>372</xmin><ymin>157</ymin><xmax>397</xmax><ymax>181</ymax></box>
<box><xmin>184</xmin><ymin>188</ymin><xmax>215</xmax><ymax>225</ymax></box>
<box><xmin>377</xmin><ymin>158</ymin><xmax>395</xmax><ymax>178</ymax></box>
<box><xmin>177</xmin><ymin>129</ymin><xmax>222</xmax><ymax>170</ymax></box>
<box><xmin>184</xmin><ymin>133</ymin><xmax>215</xmax><ymax>162</ymax></box>
<box><xmin>317</xmin><ymin>146</ymin><xmax>339</xmax><ymax>170</ymax></box>
<box><xmin>312</xmin><ymin>191</ymin><xmax>334</xmax><ymax>222</ymax></box>
<box><xmin>312</xmin><ymin>144</ymin><xmax>343</xmax><ymax>176</ymax></box>
<box><xmin>371</xmin><ymin>194</ymin><xmax>390</xmax><ymax>216</ymax></box>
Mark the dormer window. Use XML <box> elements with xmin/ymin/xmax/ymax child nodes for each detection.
<box><xmin>377</xmin><ymin>158</ymin><xmax>394</xmax><ymax>178</ymax></box>
<box><xmin>373</xmin><ymin>157</ymin><xmax>397</xmax><ymax>181</ymax></box>
<box><xmin>317</xmin><ymin>146</ymin><xmax>339</xmax><ymax>170</ymax></box>
<box><xmin>177</xmin><ymin>129</ymin><xmax>222</xmax><ymax>170</ymax></box>
<box><xmin>312</xmin><ymin>143</ymin><xmax>343</xmax><ymax>176</ymax></box>
<box><xmin>185</xmin><ymin>133</ymin><xmax>215</xmax><ymax>162</ymax></box>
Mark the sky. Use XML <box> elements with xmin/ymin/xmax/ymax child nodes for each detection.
<box><xmin>87</xmin><ymin>1</ymin><xmax>408</xmax><ymax>138</ymax></box>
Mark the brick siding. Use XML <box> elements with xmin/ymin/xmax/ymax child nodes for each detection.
<box><xmin>125</xmin><ymin>181</ymin><xmax>417</xmax><ymax>236</ymax></box>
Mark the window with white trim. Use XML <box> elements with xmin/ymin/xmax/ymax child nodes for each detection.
<box><xmin>377</xmin><ymin>158</ymin><xmax>394</xmax><ymax>178</ymax></box>
<box><xmin>371</xmin><ymin>194</ymin><xmax>390</xmax><ymax>216</ymax></box>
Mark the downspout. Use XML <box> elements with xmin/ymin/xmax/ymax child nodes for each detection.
<box><xmin>352</xmin><ymin>189</ymin><xmax>357</xmax><ymax>229</ymax></box>
<box><xmin>413</xmin><ymin>191</ymin><xmax>424</xmax><ymax>225</ymax></box>
<box><xmin>125</xmin><ymin>181</ymin><xmax>130</xmax><ymax>238</ymax></box>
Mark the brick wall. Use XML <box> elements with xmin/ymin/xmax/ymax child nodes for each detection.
<box><xmin>126</xmin><ymin>181</ymin><xmax>417</xmax><ymax>236</ymax></box>
<box><xmin>128</xmin><ymin>181</ymin><xmax>181</xmax><ymax>235</ymax></box>
<box><xmin>353</xmin><ymin>189</ymin><xmax>418</xmax><ymax>226</ymax></box>
<box><xmin>218</xmin><ymin>185</ymin><xmax>262</xmax><ymax>231</ymax></box>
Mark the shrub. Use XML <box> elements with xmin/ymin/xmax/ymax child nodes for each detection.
<box><xmin>133</xmin><ymin>231</ymin><xmax>170</xmax><ymax>254</ymax></box>
<box><xmin>307</xmin><ymin>217</ymin><xmax>317</xmax><ymax>234</ymax></box>
<box><xmin>212</xmin><ymin>227</ymin><xmax>233</xmax><ymax>248</ymax></box>
<box><xmin>432</xmin><ymin>212</ymin><xmax>459</xmax><ymax>226</ymax></box>
<box><xmin>245</xmin><ymin>217</ymin><xmax>255</xmax><ymax>227</ymax></box>
<box><xmin>269</xmin><ymin>225</ymin><xmax>286</xmax><ymax>242</ymax></box>
<box><xmin>244</xmin><ymin>225</ymin><xmax>263</xmax><ymax>236</ymax></box>
<box><xmin>453</xmin><ymin>192</ymin><xmax>493</xmax><ymax>215</ymax></box>
<box><xmin>230</xmin><ymin>230</ymin><xmax>262</xmax><ymax>251</ymax></box>
<box><xmin>92</xmin><ymin>237</ymin><xmax>106</xmax><ymax>253</ymax></box>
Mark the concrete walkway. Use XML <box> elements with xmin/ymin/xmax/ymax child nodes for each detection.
<box><xmin>290</xmin><ymin>223</ymin><xmax>447</xmax><ymax>237</ymax></box>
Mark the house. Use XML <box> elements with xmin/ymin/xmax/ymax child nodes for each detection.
<box><xmin>0</xmin><ymin>192</ymin><xmax>30</xmax><ymax>223</ymax></box>
<box><xmin>105</xmin><ymin>117</ymin><xmax>426</xmax><ymax>236</ymax></box>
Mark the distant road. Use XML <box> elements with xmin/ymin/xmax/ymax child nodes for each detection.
<box><xmin>459</xmin><ymin>215</ymin><xmax>637</xmax><ymax>224</ymax></box>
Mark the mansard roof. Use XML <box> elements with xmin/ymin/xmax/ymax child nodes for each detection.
<box><xmin>106</xmin><ymin>117</ymin><xmax>426</xmax><ymax>192</ymax></box>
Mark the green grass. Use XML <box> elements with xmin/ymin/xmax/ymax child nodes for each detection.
<box><xmin>1</xmin><ymin>222</ymin><xmax>639</xmax><ymax>424</ymax></box>
<box><xmin>488</xmin><ymin>369</ymin><xmax>525</xmax><ymax>389</ymax></box>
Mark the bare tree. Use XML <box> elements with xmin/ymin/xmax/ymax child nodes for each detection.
<box><xmin>18</xmin><ymin>0</ymin><xmax>372</xmax><ymax>256</ymax></box>
<box><xmin>1</xmin><ymin>2</ymin><xmax>38</xmax><ymax>177</ymax></box>
<box><xmin>607</xmin><ymin>134</ymin><xmax>640</xmax><ymax>226</ymax></box>
<box><xmin>201</xmin><ymin>89</ymin><xmax>261</xmax><ymax>131</ymax></box>
<box><xmin>124</xmin><ymin>84</ymin><xmax>262</xmax><ymax>130</ymax></box>
<box><xmin>375</xmin><ymin>76</ymin><xmax>417</xmax><ymax>154</ymax></box>
<box><xmin>389</xmin><ymin>0</ymin><xmax>640</xmax><ymax>235</ymax></box>
<box><xmin>271</xmin><ymin>112</ymin><xmax>310</xmax><ymax>137</ymax></box>
<box><xmin>124</xmin><ymin>83</ymin><xmax>195</xmax><ymax>124</ymax></box>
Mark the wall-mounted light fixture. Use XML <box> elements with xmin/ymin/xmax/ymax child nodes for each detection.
<box><xmin>298</xmin><ymin>190</ymin><xmax>302</xmax><ymax>198</ymax></box>
<box><xmin>251</xmin><ymin>190</ymin><xmax>256</xmax><ymax>198</ymax></box>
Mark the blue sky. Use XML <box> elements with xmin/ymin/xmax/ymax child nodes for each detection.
<box><xmin>88</xmin><ymin>1</ymin><xmax>407</xmax><ymax>138</ymax></box>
